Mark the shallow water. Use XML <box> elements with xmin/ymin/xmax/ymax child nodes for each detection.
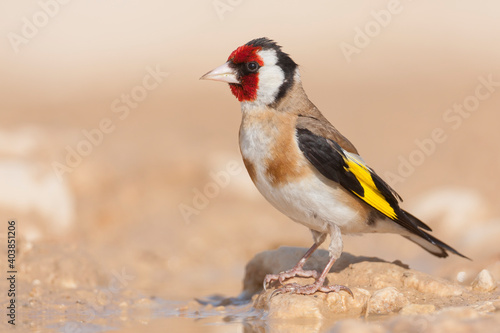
<box><xmin>23</xmin><ymin>295</ymin><xmax>351</xmax><ymax>333</ymax></box>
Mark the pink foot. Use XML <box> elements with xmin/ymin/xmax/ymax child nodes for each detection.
<box><xmin>263</xmin><ymin>267</ymin><xmax>318</xmax><ymax>290</ymax></box>
<box><xmin>271</xmin><ymin>281</ymin><xmax>353</xmax><ymax>298</ymax></box>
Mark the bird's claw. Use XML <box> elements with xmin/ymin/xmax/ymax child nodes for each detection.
<box><xmin>268</xmin><ymin>281</ymin><xmax>353</xmax><ymax>299</ymax></box>
<box><xmin>263</xmin><ymin>268</ymin><xmax>319</xmax><ymax>291</ymax></box>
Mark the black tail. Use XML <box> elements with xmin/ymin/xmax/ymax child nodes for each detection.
<box><xmin>402</xmin><ymin>211</ymin><xmax>470</xmax><ymax>260</ymax></box>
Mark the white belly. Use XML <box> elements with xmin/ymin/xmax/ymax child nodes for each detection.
<box><xmin>260</xmin><ymin>175</ymin><xmax>366</xmax><ymax>233</ymax></box>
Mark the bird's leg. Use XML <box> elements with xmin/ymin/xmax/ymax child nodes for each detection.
<box><xmin>271</xmin><ymin>226</ymin><xmax>353</xmax><ymax>297</ymax></box>
<box><xmin>271</xmin><ymin>254</ymin><xmax>353</xmax><ymax>297</ymax></box>
<box><xmin>263</xmin><ymin>242</ymin><xmax>321</xmax><ymax>290</ymax></box>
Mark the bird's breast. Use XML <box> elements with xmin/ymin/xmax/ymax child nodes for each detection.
<box><xmin>238</xmin><ymin>110</ymin><xmax>322</xmax><ymax>229</ymax></box>
<box><xmin>239</xmin><ymin>110</ymin><xmax>311</xmax><ymax>187</ymax></box>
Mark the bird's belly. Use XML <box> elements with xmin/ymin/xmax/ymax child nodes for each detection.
<box><xmin>255</xmin><ymin>174</ymin><xmax>368</xmax><ymax>233</ymax></box>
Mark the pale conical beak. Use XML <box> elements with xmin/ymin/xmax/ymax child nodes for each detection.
<box><xmin>200</xmin><ymin>61</ymin><xmax>240</xmax><ymax>84</ymax></box>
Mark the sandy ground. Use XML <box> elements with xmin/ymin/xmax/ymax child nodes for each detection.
<box><xmin>0</xmin><ymin>1</ymin><xmax>499</xmax><ymax>332</ymax></box>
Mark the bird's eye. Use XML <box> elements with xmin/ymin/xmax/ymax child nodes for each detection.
<box><xmin>246</xmin><ymin>61</ymin><xmax>260</xmax><ymax>72</ymax></box>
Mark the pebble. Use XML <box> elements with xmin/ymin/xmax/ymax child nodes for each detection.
<box><xmin>368</xmin><ymin>287</ymin><xmax>409</xmax><ymax>314</ymax></box>
<box><xmin>403</xmin><ymin>272</ymin><xmax>464</xmax><ymax>296</ymax></box>
<box><xmin>471</xmin><ymin>269</ymin><xmax>497</xmax><ymax>292</ymax></box>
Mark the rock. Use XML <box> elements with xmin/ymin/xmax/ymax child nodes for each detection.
<box><xmin>402</xmin><ymin>271</ymin><xmax>464</xmax><ymax>296</ymax></box>
<box><xmin>471</xmin><ymin>269</ymin><xmax>497</xmax><ymax>292</ymax></box>
<box><xmin>436</xmin><ymin>306</ymin><xmax>481</xmax><ymax>320</ymax></box>
<box><xmin>242</xmin><ymin>246</ymin><xmax>331</xmax><ymax>296</ymax></box>
<box><xmin>325</xmin><ymin>287</ymin><xmax>371</xmax><ymax>315</ymax></box>
<box><xmin>266</xmin><ymin>292</ymin><xmax>323</xmax><ymax>320</ymax></box>
<box><xmin>242</xmin><ymin>247</ymin><xmax>500</xmax><ymax>324</ymax></box>
<box><xmin>242</xmin><ymin>246</ymin><xmax>386</xmax><ymax>297</ymax></box>
<box><xmin>368</xmin><ymin>287</ymin><xmax>409</xmax><ymax>314</ymax></box>
<box><xmin>254</xmin><ymin>283</ymin><xmax>370</xmax><ymax>319</ymax></box>
<box><xmin>471</xmin><ymin>301</ymin><xmax>496</xmax><ymax>313</ymax></box>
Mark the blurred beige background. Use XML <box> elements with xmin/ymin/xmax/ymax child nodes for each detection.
<box><xmin>0</xmin><ymin>0</ymin><xmax>499</xmax><ymax>319</ymax></box>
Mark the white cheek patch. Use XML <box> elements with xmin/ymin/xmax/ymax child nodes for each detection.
<box><xmin>253</xmin><ymin>49</ymin><xmax>285</xmax><ymax>107</ymax></box>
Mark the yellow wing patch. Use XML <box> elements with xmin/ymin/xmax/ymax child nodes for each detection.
<box><xmin>343</xmin><ymin>157</ymin><xmax>397</xmax><ymax>220</ymax></box>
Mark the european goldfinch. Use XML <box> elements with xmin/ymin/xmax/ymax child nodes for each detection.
<box><xmin>201</xmin><ymin>38</ymin><xmax>467</xmax><ymax>296</ymax></box>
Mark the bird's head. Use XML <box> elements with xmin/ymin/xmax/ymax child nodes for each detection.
<box><xmin>201</xmin><ymin>38</ymin><xmax>298</xmax><ymax>108</ymax></box>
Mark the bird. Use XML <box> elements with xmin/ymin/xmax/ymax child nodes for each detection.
<box><xmin>200</xmin><ymin>37</ymin><xmax>468</xmax><ymax>296</ymax></box>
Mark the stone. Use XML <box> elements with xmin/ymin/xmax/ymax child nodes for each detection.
<box><xmin>471</xmin><ymin>301</ymin><xmax>496</xmax><ymax>313</ymax></box>
<box><xmin>242</xmin><ymin>247</ymin><xmax>387</xmax><ymax>298</ymax></box>
<box><xmin>471</xmin><ymin>269</ymin><xmax>497</xmax><ymax>292</ymax></box>
<box><xmin>266</xmin><ymin>293</ymin><xmax>323</xmax><ymax>320</ymax></box>
<box><xmin>241</xmin><ymin>247</ymin><xmax>500</xmax><ymax>325</ymax></box>
<box><xmin>402</xmin><ymin>271</ymin><xmax>464</xmax><ymax>296</ymax></box>
<box><xmin>368</xmin><ymin>287</ymin><xmax>409</xmax><ymax>314</ymax></box>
